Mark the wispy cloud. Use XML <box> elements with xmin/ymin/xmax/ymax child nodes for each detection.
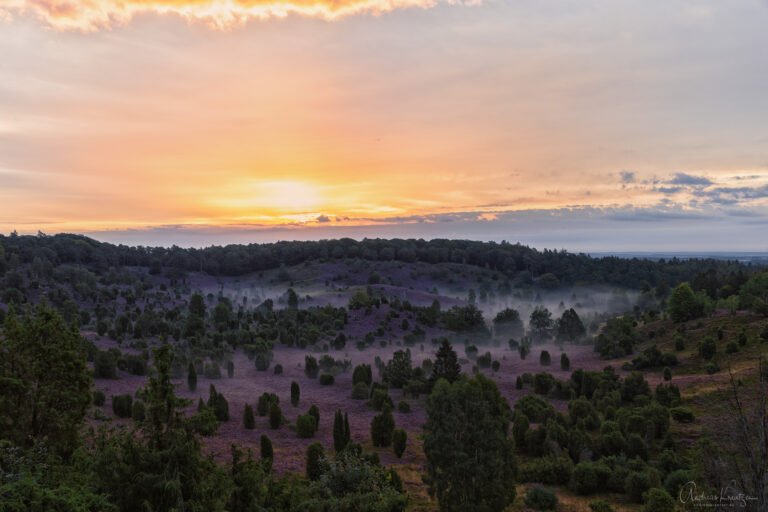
<box><xmin>667</xmin><ymin>173</ymin><xmax>713</xmax><ymax>186</ymax></box>
<box><xmin>0</xmin><ymin>0</ymin><xmax>462</xmax><ymax>30</ymax></box>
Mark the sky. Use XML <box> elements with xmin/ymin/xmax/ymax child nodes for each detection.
<box><xmin>1</xmin><ymin>0</ymin><xmax>768</xmax><ymax>251</ymax></box>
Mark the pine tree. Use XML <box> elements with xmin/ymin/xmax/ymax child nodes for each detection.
<box><xmin>268</xmin><ymin>403</ymin><xmax>282</xmax><ymax>429</ymax></box>
<box><xmin>371</xmin><ymin>404</ymin><xmax>396</xmax><ymax>447</ymax></box>
<box><xmin>430</xmin><ymin>339</ymin><xmax>461</xmax><ymax>387</ymax></box>
<box><xmin>243</xmin><ymin>404</ymin><xmax>255</xmax><ymax>429</ymax></box>
<box><xmin>306</xmin><ymin>442</ymin><xmax>324</xmax><ymax>481</ymax></box>
<box><xmin>260</xmin><ymin>434</ymin><xmax>273</xmax><ymax>461</ymax></box>
<box><xmin>344</xmin><ymin>412</ymin><xmax>351</xmax><ymax>446</ymax></box>
<box><xmin>393</xmin><ymin>429</ymin><xmax>407</xmax><ymax>458</ymax></box>
<box><xmin>333</xmin><ymin>410</ymin><xmax>348</xmax><ymax>452</ymax></box>
<box><xmin>187</xmin><ymin>361</ymin><xmax>197</xmax><ymax>392</ymax></box>
<box><xmin>291</xmin><ymin>381</ymin><xmax>300</xmax><ymax>407</ymax></box>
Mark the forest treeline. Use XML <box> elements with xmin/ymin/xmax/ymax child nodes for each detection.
<box><xmin>0</xmin><ymin>232</ymin><xmax>757</xmax><ymax>290</ymax></box>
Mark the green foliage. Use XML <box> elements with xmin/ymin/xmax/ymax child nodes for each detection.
<box><xmin>297</xmin><ymin>414</ymin><xmax>317</xmax><ymax>438</ymax></box>
<box><xmin>424</xmin><ymin>374</ymin><xmax>516</xmax><ymax>512</ymax></box>
<box><xmin>557</xmin><ymin>308</ymin><xmax>586</xmax><ymax>342</ymax></box>
<box><xmin>0</xmin><ymin>306</ymin><xmax>92</xmax><ymax>457</ymax></box>
<box><xmin>260</xmin><ymin>434</ymin><xmax>273</xmax><ymax>462</ymax></box>
<box><xmin>243</xmin><ymin>404</ymin><xmax>255</xmax><ymax>429</ymax></box>
<box><xmin>111</xmin><ymin>394</ymin><xmax>133</xmax><ymax>418</ymax></box>
<box><xmin>291</xmin><ymin>381</ymin><xmax>300</xmax><ymax>407</ymax></box>
<box><xmin>309</xmin><ymin>404</ymin><xmax>320</xmax><ymax>428</ymax></box>
<box><xmin>670</xmin><ymin>407</ymin><xmax>695</xmax><ymax>423</ymax></box>
<box><xmin>351</xmin><ymin>382</ymin><xmax>369</xmax><ymax>400</ymax></box>
<box><xmin>94</xmin><ymin>350</ymin><xmax>118</xmax><ymax>379</ymax></box>
<box><xmin>530</xmin><ymin>306</ymin><xmax>553</xmax><ymax>341</ymax></box>
<box><xmin>319</xmin><ymin>373</ymin><xmax>335</xmax><ymax>385</ymax></box>
<box><xmin>93</xmin><ymin>390</ymin><xmax>106</xmax><ymax>407</ymax></box>
<box><xmin>524</xmin><ymin>486</ymin><xmax>558</xmax><ymax>511</ymax></box>
<box><xmin>306</xmin><ymin>442</ymin><xmax>324</xmax><ymax>481</ymax></box>
<box><xmin>624</xmin><ymin>471</ymin><xmax>653</xmax><ymax>503</ymax></box>
<box><xmin>257</xmin><ymin>392</ymin><xmax>279</xmax><ymax>416</ymax></box>
<box><xmin>493</xmin><ymin>308</ymin><xmax>524</xmax><ymax>338</ymax></box>
<box><xmin>305</xmin><ymin>355</ymin><xmax>319</xmax><ymax>378</ymax></box>
<box><xmin>352</xmin><ymin>364</ymin><xmax>373</xmax><ymax>386</ymax></box>
<box><xmin>561</xmin><ymin>352</ymin><xmax>570</xmax><ymax>371</ymax></box>
<box><xmin>698</xmin><ymin>336</ymin><xmax>717</xmax><ymax>360</ymax></box>
<box><xmin>333</xmin><ymin>410</ymin><xmax>350</xmax><ymax>452</ymax></box>
<box><xmin>371</xmin><ymin>405</ymin><xmax>395</xmax><ymax>447</ymax></box>
<box><xmin>518</xmin><ymin>457</ymin><xmax>573</xmax><ymax>485</ymax></box>
<box><xmin>589</xmin><ymin>500</ymin><xmax>615</xmax><ymax>512</ymax></box>
<box><xmin>430</xmin><ymin>339</ymin><xmax>461</xmax><ymax>386</ymax></box>
<box><xmin>539</xmin><ymin>350</ymin><xmax>551</xmax><ymax>366</ymax></box>
<box><xmin>207</xmin><ymin>385</ymin><xmax>230</xmax><ymax>421</ymax></box>
<box><xmin>187</xmin><ymin>361</ymin><xmax>197</xmax><ymax>392</ymax></box>
<box><xmin>268</xmin><ymin>403</ymin><xmax>282</xmax><ymax>429</ymax></box>
<box><xmin>397</xmin><ymin>401</ymin><xmax>411</xmax><ymax>413</ymax></box>
<box><xmin>739</xmin><ymin>271</ymin><xmax>768</xmax><ymax>316</ymax></box>
<box><xmin>384</xmin><ymin>350</ymin><xmax>412</xmax><ymax>388</ymax></box>
<box><xmin>643</xmin><ymin>488</ymin><xmax>675</xmax><ymax>512</ymax></box>
<box><xmin>131</xmin><ymin>400</ymin><xmax>146</xmax><ymax>422</ymax></box>
<box><xmin>515</xmin><ymin>394</ymin><xmax>555</xmax><ymax>423</ymax></box>
<box><xmin>668</xmin><ymin>282</ymin><xmax>705</xmax><ymax>322</ymax></box>
<box><xmin>392</xmin><ymin>429</ymin><xmax>407</xmax><ymax>458</ymax></box>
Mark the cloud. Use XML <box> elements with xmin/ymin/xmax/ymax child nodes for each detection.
<box><xmin>668</xmin><ymin>172</ymin><xmax>712</xmax><ymax>186</ymax></box>
<box><xmin>0</xmin><ymin>0</ymin><xmax>456</xmax><ymax>30</ymax></box>
<box><xmin>316</xmin><ymin>214</ymin><xmax>331</xmax><ymax>223</ymax></box>
<box><xmin>619</xmin><ymin>170</ymin><xmax>636</xmax><ymax>184</ymax></box>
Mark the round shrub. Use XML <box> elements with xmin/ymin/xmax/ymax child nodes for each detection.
<box><xmin>351</xmin><ymin>382</ymin><xmax>369</xmax><ymax>400</ymax></box>
<box><xmin>112</xmin><ymin>394</ymin><xmax>133</xmax><ymax>418</ymax></box>
<box><xmin>540</xmin><ymin>350</ymin><xmax>551</xmax><ymax>366</ymax></box>
<box><xmin>131</xmin><ymin>400</ymin><xmax>146</xmax><ymax>422</ymax></box>
<box><xmin>571</xmin><ymin>461</ymin><xmax>610</xmax><ymax>495</ymax></box>
<box><xmin>625</xmin><ymin>471</ymin><xmax>652</xmax><ymax>503</ymax></box>
<box><xmin>704</xmin><ymin>361</ymin><xmax>720</xmax><ymax>374</ymax></box>
<box><xmin>524</xmin><ymin>486</ymin><xmax>558</xmax><ymax>511</ymax></box>
<box><xmin>308</xmin><ymin>404</ymin><xmax>320</xmax><ymax>427</ymax></box>
<box><xmin>670</xmin><ymin>407</ymin><xmax>695</xmax><ymax>423</ymax></box>
<box><xmin>273</xmin><ymin>364</ymin><xmax>283</xmax><ymax>375</ymax></box>
<box><xmin>644</xmin><ymin>488</ymin><xmax>675</xmax><ymax>512</ymax></box>
<box><xmin>560</xmin><ymin>353</ymin><xmax>570</xmax><ymax>371</ymax></box>
<box><xmin>93</xmin><ymin>389</ymin><xmax>106</xmax><ymax>406</ymax></box>
<box><xmin>392</xmin><ymin>428</ymin><xmax>407</xmax><ymax>458</ymax></box>
<box><xmin>397</xmin><ymin>401</ymin><xmax>411</xmax><ymax>413</ymax></box>
<box><xmin>589</xmin><ymin>500</ymin><xmax>614</xmax><ymax>512</ymax></box>
<box><xmin>725</xmin><ymin>342</ymin><xmax>739</xmax><ymax>354</ymax></box>
<box><xmin>319</xmin><ymin>373</ymin><xmax>335</xmax><ymax>385</ymax></box>
<box><xmin>296</xmin><ymin>414</ymin><xmax>317</xmax><ymax>438</ymax></box>
<box><xmin>664</xmin><ymin>469</ymin><xmax>691</xmax><ymax>497</ymax></box>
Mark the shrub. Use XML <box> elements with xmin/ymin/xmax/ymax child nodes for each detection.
<box><xmin>371</xmin><ymin>404</ymin><xmax>395</xmax><ymax>447</ymax></box>
<box><xmin>94</xmin><ymin>350</ymin><xmax>118</xmax><ymax>379</ymax></box>
<box><xmin>296</xmin><ymin>414</ymin><xmax>317</xmax><ymax>438</ymax></box>
<box><xmin>319</xmin><ymin>373</ymin><xmax>335</xmax><ymax>385</ymax></box>
<box><xmin>492</xmin><ymin>360</ymin><xmax>501</xmax><ymax>372</ymax></box>
<box><xmin>664</xmin><ymin>469</ymin><xmax>691</xmax><ymax>496</ymax></box>
<box><xmin>351</xmin><ymin>382</ymin><xmax>369</xmax><ymax>400</ymax></box>
<box><xmin>540</xmin><ymin>350</ymin><xmax>551</xmax><ymax>366</ymax></box>
<box><xmin>397</xmin><ymin>401</ymin><xmax>411</xmax><ymax>413</ymax></box>
<box><xmin>203</xmin><ymin>362</ymin><xmax>222</xmax><ymax>379</ymax></box>
<box><xmin>725</xmin><ymin>341</ymin><xmax>739</xmax><ymax>354</ymax></box>
<box><xmin>187</xmin><ymin>361</ymin><xmax>197</xmax><ymax>392</ymax></box>
<box><xmin>518</xmin><ymin>456</ymin><xmax>573</xmax><ymax>485</ymax></box>
<box><xmin>663</xmin><ymin>367</ymin><xmax>672</xmax><ymax>381</ymax></box>
<box><xmin>704</xmin><ymin>361</ymin><xmax>720</xmax><ymax>374</ymax></box>
<box><xmin>260</xmin><ymin>434</ymin><xmax>273</xmax><ymax>461</ymax></box>
<box><xmin>93</xmin><ymin>389</ymin><xmax>106</xmax><ymax>406</ymax></box>
<box><xmin>273</xmin><ymin>363</ymin><xmax>283</xmax><ymax>375</ymax></box>
<box><xmin>524</xmin><ymin>486</ymin><xmax>558</xmax><ymax>511</ymax></box>
<box><xmin>589</xmin><ymin>500</ymin><xmax>615</xmax><ymax>512</ymax></box>
<box><xmin>644</xmin><ymin>488</ymin><xmax>675</xmax><ymax>512</ymax></box>
<box><xmin>112</xmin><ymin>394</ymin><xmax>133</xmax><ymax>418</ymax></box>
<box><xmin>268</xmin><ymin>403</ymin><xmax>282</xmax><ymax>429</ymax></box>
<box><xmin>305</xmin><ymin>355</ymin><xmax>319</xmax><ymax>378</ymax></box>
<box><xmin>257</xmin><ymin>392</ymin><xmax>279</xmax><ymax>416</ymax></box>
<box><xmin>307</xmin><ymin>404</ymin><xmax>320</xmax><ymax>428</ymax></box>
<box><xmin>226</xmin><ymin>360</ymin><xmax>234</xmax><ymax>378</ymax></box>
<box><xmin>560</xmin><ymin>353</ymin><xmax>570</xmax><ymax>371</ymax></box>
<box><xmin>369</xmin><ymin>388</ymin><xmax>393</xmax><ymax>411</ymax></box>
<box><xmin>131</xmin><ymin>400</ymin><xmax>146</xmax><ymax>422</ymax></box>
<box><xmin>670</xmin><ymin>407</ymin><xmax>695</xmax><ymax>423</ymax></box>
<box><xmin>392</xmin><ymin>429</ymin><xmax>407</xmax><ymax>458</ymax></box>
<box><xmin>306</xmin><ymin>442</ymin><xmax>324</xmax><ymax>481</ymax></box>
<box><xmin>571</xmin><ymin>461</ymin><xmax>611</xmax><ymax>495</ymax></box>
<box><xmin>352</xmin><ymin>364</ymin><xmax>373</xmax><ymax>386</ymax></box>
<box><xmin>516</xmin><ymin>376</ymin><xmax>524</xmax><ymax>389</ymax></box>
<box><xmin>698</xmin><ymin>337</ymin><xmax>717</xmax><ymax>360</ymax></box>
<box><xmin>625</xmin><ymin>471</ymin><xmax>652</xmax><ymax>503</ymax></box>
<box><xmin>515</xmin><ymin>394</ymin><xmax>554</xmax><ymax>422</ymax></box>
<box><xmin>291</xmin><ymin>381</ymin><xmax>300</xmax><ymax>406</ymax></box>
<box><xmin>674</xmin><ymin>334</ymin><xmax>685</xmax><ymax>351</ymax></box>
<box><xmin>243</xmin><ymin>404</ymin><xmax>255</xmax><ymax>429</ymax></box>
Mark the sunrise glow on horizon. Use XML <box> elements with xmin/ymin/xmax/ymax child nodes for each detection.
<box><xmin>1</xmin><ymin>1</ymin><xmax>768</xmax><ymax>250</ymax></box>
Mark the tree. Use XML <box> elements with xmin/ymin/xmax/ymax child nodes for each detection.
<box><xmin>740</xmin><ymin>271</ymin><xmax>768</xmax><ymax>316</ymax></box>
<box><xmin>385</xmin><ymin>350</ymin><xmax>413</xmax><ymax>388</ymax></box>
<box><xmin>333</xmin><ymin>410</ymin><xmax>350</xmax><ymax>452</ymax></box>
<box><xmin>306</xmin><ymin>442</ymin><xmax>324</xmax><ymax>481</ymax></box>
<box><xmin>0</xmin><ymin>306</ymin><xmax>92</xmax><ymax>457</ymax></box>
<box><xmin>297</xmin><ymin>414</ymin><xmax>317</xmax><ymax>438</ymax></box>
<box><xmin>260</xmin><ymin>434</ymin><xmax>273</xmax><ymax>463</ymax></box>
<box><xmin>187</xmin><ymin>361</ymin><xmax>197</xmax><ymax>392</ymax></box>
<box><xmin>560</xmin><ymin>353</ymin><xmax>571</xmax><ymax>371</ymax></box>
<box><xmin>557</xmin><ymin>308</ymin><xmax>586</xmax><ymax>342</ymax></box>
<box><xmin>393</xmin><ymin>429</ymin><xmax>407</xmax><ymax>458</ymax></box>
<box><xmin>430</xmin><ymin>339</ymin><xmax>461</xmax><ymax>386</ymax></box>
<box><xmin>493</xmin><ymin>308</ymin><xmax>524</xmax><ymax>338</ymax></box>
<box><xmin>424</xmin><ymin>374</ymin><xmax>516</xmax><ymax>512</ymax></box>
<box><xmin>91</xmin><ymin>345</ymin><xmax>229</xmax><ymax>512</ymax></box>
<box><xmin>305</xmin><ymin>355</ymin><xmax>319</xmax><ymax>378</ymax></box>
<box><xmin>291</xmin><ymin>381</ymin><xmax>300</xmax><ymax>406</ymax></box>
<box><xmin>243</xmin><ymin>404</ymin><xmax>255</xmax><ymax>429</ymax></box>
<box><xmin>668</xmin><ymin>282</ymin><xmax>705</xmax><ymax>322</ymax></box>
<box><xmin>540</xmin><ymin>350</ymin><xmax>551</xmax><ymax>366</ymax></box>
<box><xmin>371</xmin><ymin>404</ymin><xmax>396</xmax><ymax>447</ymax></box>
<box><xmin>530</xmin><ymin>306</ymin><xmax>553</xmax><ymax>341</ymax></box>
<box><xmin>268</xmin><ymin>403</ymin><xmax>282</xmax><ymax>429</ymax></box>
<box><xmin>352</xmin><ymin>364</ymin><xmax>373</xmax><ymax>386</ymax></box>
